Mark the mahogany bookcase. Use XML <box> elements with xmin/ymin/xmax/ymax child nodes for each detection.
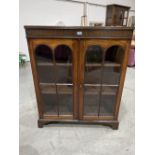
<box><xmin>25</xmin><ymin>26</ymin><xmax>133</xmax><ymax>129</ymax></box>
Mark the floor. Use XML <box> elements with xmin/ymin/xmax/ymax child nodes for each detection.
<box><xmin>19</xmin><ymin>62</ymin><xmax>135</xmax><ymax>155</ymax></box>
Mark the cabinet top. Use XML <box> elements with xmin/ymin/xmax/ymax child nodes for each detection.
<box><xmin>24</xmin><ymin>26</ymin><xmax>133</xmax><ymax>30</ymax></box>
<box><xmin>24</xmin><ymin>26</ymin><xmax>134</xmax><ymax>40</ymax></box>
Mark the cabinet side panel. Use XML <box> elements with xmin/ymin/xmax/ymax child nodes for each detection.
<box><xmin>114</xmin><ymin>41</ymin><xmax>131</xmax><ymax>119</ymax></box>
<box><xmin>27</xmin><ymin>39</ymin><xmax>44</xmax><ymax>118</ymax></box>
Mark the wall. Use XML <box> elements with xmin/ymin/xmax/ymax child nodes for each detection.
<box><xmin>19</xmin><ymin>0</ymin><xmax>135</xmax><ymax>60</ymax></box>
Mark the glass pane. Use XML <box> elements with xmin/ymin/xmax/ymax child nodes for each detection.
<box><xmin>42</xmin><ymin>94</ymin><xmax>58</xmax><ymax>115</ymax></box>
<box><xmin>99</xmin><ymin>86</ymin><xmax>117</xmax><ymax>116</ymax></box>
<box><xmin>35</xmin><ymin>45</ymin><xmax>55</xmax><ymax>83</ymax></box>
<box><xmin>56</xmin><ymin>66</ymin><xmax>72</xmax><ymax>83</ymax></box>
<box><xmin>40</xmin><ymin>84</ymin><xmax>56</xmax><ymax>94</ymax></box>
<box><xmin>85</xmin><ymin>45</ymin><xmax>103</xmax><ymax>84</ymax></box>
<box><xmin>55</xmin><ymin>45</ymin><xmax>72</xmax><ymax>64</ymax></box>
<box><xmin>57</xmin><ymin>85</ymin><xmax>73</xmax><ymax>115</ymax></box>
<box><xmin>40</xmin><ymin>84</ymin><xmax>58</xmax><ymax>115</ymax></box>
<box><xmin>37</xmin><ymin>66</ymin><xmax>55</xmax><ymax>83</ymax></box>
<box><xmin>35</xmin><ymin>45</ymin><xmax>53</xmax><ymax>63</ymax></box>
<box><xmin>52</xmin><ymin>45</ymin><xmax>73</xmax><ymax>116</ymax></box>
<box><xmin>101</xmin><ymin>86</ymin><xmax>118</xmax><ymax>95</ymax></box>
<box><xmin>105</xmin><ymin>46</ymin><xmax>124</xmax><ymax>65</ymax></box>
<box><xmin>84</xmin><ymin>86</ymin><xmax>100</xmax><ymax>116</ymax></box>
<box><xmin>84</xmin><ymin>45</ymin><xmax>103</xmax><ymax>116</ymax></box>
<box><xmin>102</xmin><ymin>67</ymin><xmax>120</xmax><ymax>85</ymax></box>
<box><xmin>86</xmin><ymin>45</ymin><xmax>102</xmax><ymax>64</ymax></box>
<box><xmin>54</xmin><ymin>45</ymin><xmax>72</xmax><ymax>84</ymax></box>
<box><xmin>85</xmin><ymin>66</ymin><xmax>102</xmax><ymax>84</ymax></box>
<box><xmin>103</xmin><ymin>46</ymin><xmax>124</xmax><ymax>85</ymax></box>
<box><xmin>100</xmin><ymin>96</ymin><xmax>116</xmax><ymax>116</ymax></box>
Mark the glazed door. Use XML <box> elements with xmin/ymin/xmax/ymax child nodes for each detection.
<box><xmin>79</xmin><ymin>40</ymin><xmax>125</xmax><ymax>120</ymax></box>
<box><xmin>31</xmin><ymin>39</ymin><xmax>78</xmax><ymax>119</ymax></box>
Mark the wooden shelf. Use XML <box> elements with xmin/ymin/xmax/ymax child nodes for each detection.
<box><xmin>84</xmin><ymin>84</ymin><xmax>119</xmax><ymax>87</ymax></box>
<box><xmin>40</xmin><ymin>83</ymin><xmax>73</xmax><ymax>94</ymax></box>
<box><xmin>104</xmin><ymin>62</ymin><xmax>121</xmax><ymax>67</ymax></box>
<box><xmin>40</xmin><ymin>83</ymin><xmax>73</xmax><ymax>85</ymax></box>
<box><xmin>44</xmin><ymin>107</ymin><xmax>73</xmax><ymax>116</ymax></box>
<box><xmin>86</xmin><ymin>62</ymin><xmax>121</xmax><ymax>67</ymax></box>
<box><xmin>84</xmin><ymin>86</ymin><xmax>117</xmax><ymax>95</ymax></box>
<box><xmin>86</xmin><ymin>63</ymin><xmax>101</xmax><ymax>67</ymax></box>
<box><xmin>37</xmin><ymin>62</ymin><xmax>72</xmax><ymax>66</ymax></box>
<box><xmin>37</xmin><ymin>62</ymin><xmax>53</xmax><ymax>66</ymax></box>
<box><xmin>85</xmin><ymin>91</ymin><xmax>116</xmax><ymax>95</ymax></box>
<box><xmin>37</xmin><ymin>62</ymin><xmax>120</xmax><ymax>67</ymax></box>
<box><xmin>40</xmin><ymin>83</ymin><xmax>117</xmax><ymax>95</ymax></box>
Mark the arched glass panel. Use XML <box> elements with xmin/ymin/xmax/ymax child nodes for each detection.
<box><xmin>99</xmin><ymin>45</ymin><xmax>125</xmax><ymax>116</ymax></box>
<box><xmin>55</xmin><ymin>45</ymin><xmax>72</xmax><ymax>63</ymax></box>
<box><xmin>105</xmin><ymin>45</ymin><xmax>124</xmax><ymax>64</ymax></box>
<box><xmin>54</xmin><ymin>45</ymin><xmax>73</xmax><ymax>115</ymax></box>
<box><xmin>86</xmin><ymin>45</ymin><xmax>102</xmax><ymax>63</ymax></box>
<box><xmin>35</xmin><ymin>45</ymin><xmax>54</xmax><ymax>83</ymax></box>
<box><xmin>35</xmin><ymin>45</ymin><xmax>53</xmax><ymax>63</ymax></box>
<box><xmin>35</xmin><ymin>45</ymin><xmax>57</xmax><ymax>115</ymax></box>
<box><xmin>83</xmin><ymin>45</ymin><xmax>125</xmax><ymax>117</ymax></box>
<box><xmin>102</xmin><ymin>45</ymin><xmax>124</xmax><ymax>85</ymax></box>
<box><xmin>54</xmin><ymin>45</ymin><xmax>72</xmax><ymax>84</ymax></box>
<box><xmin>84</xmin><ymin>45</ymin><xmax>103</xmax><ymax>116</ymax></box>
<box><xmin>84</xmin><ymin>45</ymin><xmax>103</xmax><ymax>84</ymax></box>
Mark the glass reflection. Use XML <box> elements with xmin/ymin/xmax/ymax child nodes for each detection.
<box><xmin>86</xmin><ymin>45</ymin><xmax>102</xmax><ymax>63</ymax></box>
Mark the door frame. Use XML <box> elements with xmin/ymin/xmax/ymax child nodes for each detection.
<box><xmin>78</xmin><ymin>39</ymin><xmax>128</xmax><ymax>121</ymax></box>
<box><xmin>29</xmin><ymin>39</ymin><xmax>79</xmax><ymax>120</ymax></box>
